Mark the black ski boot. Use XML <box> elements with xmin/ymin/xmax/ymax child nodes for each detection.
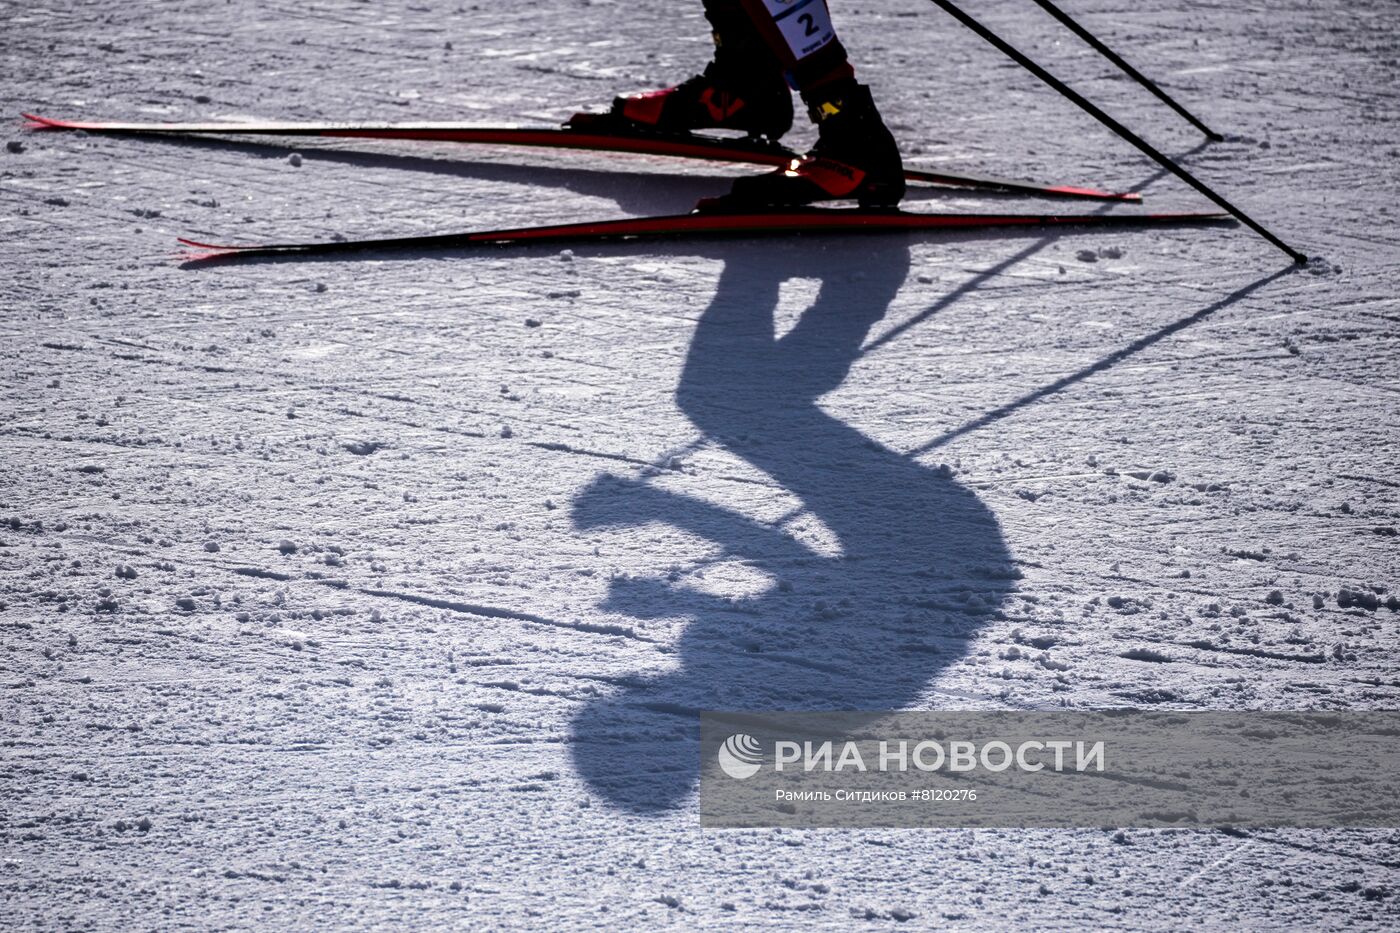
<box><xmin>715</xmin><ymin>81</ymin><xmax>905</xmax><ymax>209</ymax></box>
<box><xmin>598</xmin><ymin>57</ymin><xmax>793</xmax><ymax>142</ymax></box>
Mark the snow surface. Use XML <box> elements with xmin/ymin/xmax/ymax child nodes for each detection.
<box><xmin>2</xmin><ymin>0</ymin><xmax>1399</xmax><ymax>927</ymax></box>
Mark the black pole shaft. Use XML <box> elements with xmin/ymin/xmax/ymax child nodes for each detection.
<box><xmin>925</xmin><ymin>0</ymin><xmax>1307</xmax><ymax>265</ymax></box>
<box><xmin>1030</xmin><ymin>0</ymin><xmax>1223</xmax><ymax>141</ymax></box>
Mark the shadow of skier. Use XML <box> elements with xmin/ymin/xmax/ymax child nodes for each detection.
<box><xmin>567</xmin><ymin>240</ymin><xmax>1014</xmax><ymax>811</ymax></box>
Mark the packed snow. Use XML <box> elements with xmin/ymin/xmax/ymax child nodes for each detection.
<box><xmin>2</xmin><ymin>0</ymin><xmax>1398</xmax><ymax>927</ymax></box>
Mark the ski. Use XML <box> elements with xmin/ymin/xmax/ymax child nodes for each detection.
<box><xmin>177</xmin><ymin>207</ymin><xmax>1230</xmax><ymax>262</ymax></box>
<box><xmin>23</xmin><ymin>111</ymin><xmax>1140</xmax><ymax>203</ymax></box>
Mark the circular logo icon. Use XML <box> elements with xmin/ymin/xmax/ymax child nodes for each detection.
<box><xmin>717</xmin><ymin>733</ymin><xmax>764</xmax><ymax>780</ymax></box>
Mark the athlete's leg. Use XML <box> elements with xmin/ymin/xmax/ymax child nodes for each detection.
<box><xmin>722</xmin><ymin>0</ymin><xmax>905</xmax><ymax>207</ymax></box>
<box><xmin>732</xmin><ymin>0</ymin><xmax>854</xmax><ymax>93</ymax></box>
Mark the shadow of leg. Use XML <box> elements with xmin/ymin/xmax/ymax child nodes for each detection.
<box><xmin>570</xmin><ymin>240</ymin><xmax>1014</xmax><ymax>811</ymax></box>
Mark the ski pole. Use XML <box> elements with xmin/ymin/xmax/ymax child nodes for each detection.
<box><xmin>1029</xmin><ymin>0</ymin><xmax>1223</xmax><ymax>141</ymax></box>
<box><xmin>923</xmin><ymin>0</ymin><xmax>1308</xmax><ymax>265</ymax></box>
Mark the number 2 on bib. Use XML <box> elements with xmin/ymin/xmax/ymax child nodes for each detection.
<box><xmin>760</xmin><ymin>0</ymin><xmax>836</xmax><ymax>61</ymax></box>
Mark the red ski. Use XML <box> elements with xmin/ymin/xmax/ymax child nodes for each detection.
<box><xmin>177</xmin><ymin>207</ymin><xmax>1230</xmax><ymax>262</ymax></box>
<box><xmin>23</xmin><ymin>111</ymin><xmax>1140</xmax><ymax>203</ymax></box>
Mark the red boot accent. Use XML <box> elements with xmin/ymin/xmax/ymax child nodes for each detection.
<box><xmin>619</xmin><ymin>89</ymin><xmax>673</xmax><ymax>126</ymax></box>
<box><xmin>698</xmin><ymin>87</ymin><xmax>745</xmax><ymax>122</ymax></box>
<box><xmin>782</xmin><ymin>156</ymin><xmax>866</xmax><ymax>198</ymax></box>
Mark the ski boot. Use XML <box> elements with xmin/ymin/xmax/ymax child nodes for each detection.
<box><xmin>584</xmin><ymin>57</ymin><xmax>794</xmax><ymax>143</ymax></box>
<box><xmin>707</xmin><ymin>81</ymin><xmax>905</xmax><ymax>210</ymax></box>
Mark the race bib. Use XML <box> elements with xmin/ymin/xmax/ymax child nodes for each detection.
<box><xmin>760</xmin><ymin>0</ymin><xmax>836</xmax><ymax>61</ymax></box>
